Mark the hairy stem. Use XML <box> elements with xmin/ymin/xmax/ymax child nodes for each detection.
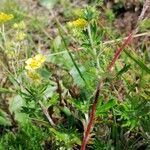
<box><xmin>107</xmin><ymin>32</ymin><xmax>133</xmax><ymax>72</ymax></box>
<box><xmin>80</xmin><ymin>81</ymin><xmax>103</xmax><ymax>150</ymax></box>
<box><xmin>80</xmin><ymin>32</ymin><xmax>133</xmax><ymax>150</ymax></box>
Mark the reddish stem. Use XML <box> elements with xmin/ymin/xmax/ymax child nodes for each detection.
<box><xmin>107</xmin><ymin>32</ymin><xmax>133</xmax><ymax>71</ymax></box>
<box><xmin>80</xmin><ymin>32</ymin><xmax>133</xmax><ymax>150</ymax></box>
<box><xmin>80</xmin><ymin>82</ymin><xmax>102</xmax><ymax>150</ymax></box>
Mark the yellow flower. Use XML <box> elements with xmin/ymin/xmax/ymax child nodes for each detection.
<box><xmin>25</xmin><ymin>54</ymin><xmax>46</xmax><ymax>70</ymax></box>
<box><xmin>27</xmin><ymin>71</ymin><xmax>41</xmax><ymax>82</ymax></box>
<box><xmin>16</xmin><ymin>31</ymin><xmax>26</xmax><ymax>41</ymax></box>
<box><xmin>13</xmin><ymin>21</ymin><xmax>26</xmax><ymax>30</ymax></box>
<box><xmin>0</xmin><ymin>12</ymin><xmax>14</xmax><ymax>23</ymax></box>
<box><xmin>67</xmin><ymin>18</ymin><xmax>88</xmax><ymax>29</ymax></box>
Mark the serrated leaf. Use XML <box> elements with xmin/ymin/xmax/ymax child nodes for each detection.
<box><xmin>96</xmin><ymin>99</ymin><xmax>117</xmax><ymax>116</ymax></box>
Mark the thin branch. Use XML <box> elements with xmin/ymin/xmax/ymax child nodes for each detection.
<box><xmin>38</xmin><ymin>100</ymin><xmax>55</xmax><ymax>127</ymax></box>
<box><xmin>103</xmin><ymin>31</ymin><xmax>150</xmax><ymax>45</ymax></box>
<box><xmin>134</xmin><ymin>0</ymin><xmax>150</xmax><ymax>33</ymax></box>
<box><xmin>87</xmin><ymin>25</ymin><xmax>100</xmax><ymax>75</ymax></box>
<box><xmin>107</xmin><ymin>32</ymin><xmax>133</xmax><ymax>72</ymax></box>
<box><xmin>137</xmin><ymin>0</ymin><xmax>150</xmax><ymax>22</ymax></box>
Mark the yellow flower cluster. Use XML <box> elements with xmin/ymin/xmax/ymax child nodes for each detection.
<box><xmin>16</xmin><ymin>31</ymin><xmax>26</xmax><ymax>41</ymax></box>
<box><xmin>67</xmin><ymin>18</ymin><xmax>88</xmax><ymax>29</ymax></box>
<box><xmin>0</xmin><ymin>12</ymin><xmax>14</xmax><ymax>23</ymax></box>
<box><xmin>13</xmin><ymin>21</ymin><xmax>26</xmax><ymax>41</ymax></box>
<box><xmin>25</xmin><ymin>54</ymin><xmax>46</xmax><ymax>70</ymax></box>
<box><xmin>13</xmin><ymin>21</ymin><xmax>26</xmax><ymax>30</ymax></box>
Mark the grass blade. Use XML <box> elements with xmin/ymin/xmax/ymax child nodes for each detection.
<box><xmin>124</xmin><ymin>49</ymin><xmax>150</xmax><ymax>74</ymax></box>
<box><xmin>56</xmin><ymin>20</ymin><xmax>87</xmax><ymax>85</ymax></box>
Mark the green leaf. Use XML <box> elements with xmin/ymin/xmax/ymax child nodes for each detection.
<box><xmin>9</xmin><ymin>95</ymin><xmax>25</xmax><ymax>113</ymax></box>
<box><xmin>15</xmin><ymin>113</ymin><xmax>29</xmax><ymax>124</ymax></box>
<box><xmin>96</xmin><ymin>99</ymin><xmax>117</xmax><ymax>116</ymax></box>
<box><xmin>124</xmin><ymin>50</ymin><xmax>150</xmax><ymax>74</ymax></box>
<box><xmin>45</xmin><ymin>93</ymin><xmax>59</xmax><ymax>108</ymax></box>
<box><xmin>117</xmin><ymin>64</ymin><xmax>131</xmax><ymax>76</ymax></box>
<box><xmin>0</xmin><ymin>87</ymin><xmax>14</xmax><ymax>93</ymax></box>
<box><xmin>52</xmin><ymin>35</ymin><xmax>62</xmax><ymax>51</ymax></box>
<box><xmin>0</xmin><ymin>109</ymin><xmax>11</xmax><ymax>126</ymax></box>
<box><xmin>38</xmin><ymin>68</ymin><xmax>51</xmax><ymax>79</ymax></box>
<box><xmin>61</xmin><ymin>106</ymin><xmax>72</xmax><ymax>116</ymax></box>
<box><xmin>139</xmin><ymin>19</ymin><xmax>150</xmax><ymax>31</ymax></box>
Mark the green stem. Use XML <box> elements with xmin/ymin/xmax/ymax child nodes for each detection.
<box><xmin>87</xmin><ymin>25</ymin><xmax>100</xmax><ymax>75</ymax></box>
<box><xmin>2</xmin><ymin>24</ymin><xmax>6</xmax><ymax>45</ymax></box>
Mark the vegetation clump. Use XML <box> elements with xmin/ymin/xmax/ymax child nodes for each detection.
<box><xmin>0</xmin><ymin>0</ymin><xmax>150</xmax><ymax>149</ymax></box>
